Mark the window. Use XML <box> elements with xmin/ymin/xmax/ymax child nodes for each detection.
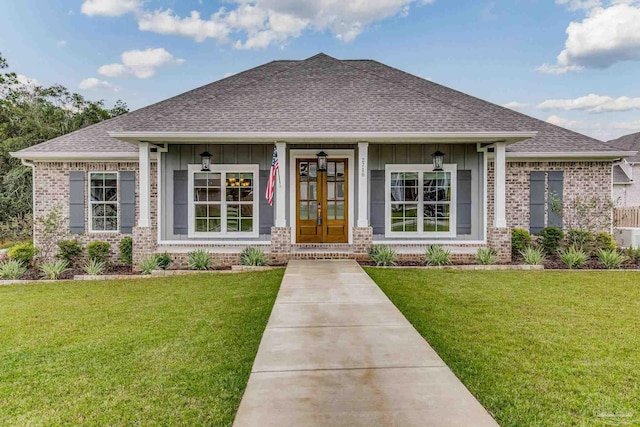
<box><xmin>385</xmin><ymin>164</ymin><xmax>456</xmax><ymax>237</ymax></box>
<box><xmin>188</xmin><ymin>164</ymin><xmax>259</xmax><ymax>238</ymax></box>
<box><xmin>89</xmin><ymin>172</ymin><xmax>118</xmax><ymax>232</ymax></box>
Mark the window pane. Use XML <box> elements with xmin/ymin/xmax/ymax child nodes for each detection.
<box><xmin>104</xmin><ymin>174</ymin><xmax>117</xmax><ymax>188</ymax></box>
<box><xmin>336</xmin><ymin>201</ymin><xmax>345</xmax><ymax>220</ymax></box>
<box><xmin>195</xmin><ymin>188</ymin><xmax>207</xmax><ymax>202</ymax></box>
<box><xmin>336</xmin><ymin>162</ymin><xmax>345</xmax><ymax>181</ymax></box>
<box><xmin>327</xmin><ymin>202</ymin><xmax>335</xmax><ymax>220</ymax></box>
<box><xmin>196</xmin><ymin>219</ymin><xmax>207</xmax><ymax>232</ymax></box>
<box><xmin>327</xmin><ymin>162</ymin><xmax>335</xmax><ymax>177</ymax></box>
<box><xmin>91</xmin><ymin>173</ymin><xmax>105</xmax><ymax>184</ymax></box>
<box><xmin>208</xmin><ymin>174</ymin><xmax>221</xmax><ymax>187</ymax></box>
<box><xmin>309</xmin><ymin>202</ymin><xmax>317</xmax><ymax>220</ymax></box>
<box><xmin>241</xmin><ymin>219</ymin><xmax>253</xmax><ymax>232</ymax></box>
<box><xmin>227</xmin><ymin>204</ymin><xmax>240</xmax><ymax>218</ymax></box>
<box><xmin>209</xmin><ymin>204</ymin><xmax>221</xmax><ymax>218</ymax></box>
<box><xmin>309</xmin><ymin>163</ymin><xmax>317</xmax><ymax>179</ymax></box>
<box><xmin>309</xmin><ymin>182</ymin><xmax>317</xmax><ymax>200</ymax></box>
<box><xmin>337</xmin><ymin>182</ymin><xmax>344</xmax><ymax>200</ymax></box>
<box><xmin>300</xmin><ymin>202</ymin><xmax>308</xmax><ymax>220</ymax></box>
<box><xmin>226</xmin><ymin>187</ymin><xmax>240</xmax><ymax>201</ymax></box>
<box><xmin>105</xmin><ymin>217</ymin><xmax>117</xmax><ymax>231</ymax></box>
<box><xmin>227</xmin><ymin>218</ymin><xmax>239</xmax><ymax>232</ymax></box>
<box><xmin>300</xmin><ymin>182</ymin><xmax>308</xmax><ymax>200</ymax></box>
<box><xmin>93</xmin><ymin>204</ymin><xmax>105</xmax><ymax>217</ymax></box>
<box><xmin>391</xmin><ymin>172</ymin><xmax>418</xmax><ymax>202</ymax></box>
<box><xmin>391</xmin><ymin>216</ymin><xmax>404</xmax><ymax>232</ymax></box>
<box><xmin>104</xmin><ymin>204</ymin><xmax>117</xmax><ymax>217</ymax></box>
<box><xmin>91</xmin><ymin>188</ymin><xmax>105</xmax><ymax>202</ymax></box>
<box><xmin>194</xmin><ymin>173</ymin><xmax>208</xmax><ymax>187</ymax></box>
<box><xmin>438</xmin><ymin>219</ymin><xmax>450</xmax><ymax>232</ymax></box>
<box><xmin>240</xmin><ymin>187</ymin><xmax>253</xmax><ymax>201</ymax></box>
<box><xmin>299</xmin><ymin>162</ymin><xmax>308</xmax><ymax>179</ymax></box>
<box><xmin>327</xmin><ymin>182</ymin><xmax>335</xmax><ymax>200</ymax></box>
<box><xmin>93</xmin><ymin>218</ymin><xmax>105</xmax><ymax>231</ymax></box>
<box><xmin>105</xmin><ymin>188</ymin><xmax>117</xmax><ymax>202</ymax></box>
<box><xmin>195</xmin><ymin>204</ymin><xmax>207</xmax><ymax>218</ymax></box>
<box><xmin>208</xmin><ymin>188</ymin><xmax>221</xmax><ymax>202</ymax></box>
<box><xmin>208</xmin><ymin>219</ymin><xmax>221</xmax><ymax>232</ymax></box>
<box><xmin>240</xmin><ymin>205</ymin><xmax>253</xmax><ymax>217</ymax></box>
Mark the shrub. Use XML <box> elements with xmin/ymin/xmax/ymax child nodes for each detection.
<box><xmin>476</xmin><ymin>248</ymin><xmax>497</xmax><ymax>265</ymax></box>
<box><xmin>425</xmin><ymin>245</ymin><xmax>451</xmax><ymax>266</ymax></box>
<box><xmin>87</xmin><ymin>241</ymin><xmax>111</xmax><ymax>264</ymax></box>
<box><xmin>83</xmin><ymin>259</ymin><xmax>106</xmax><ymax>276</ymax></box>
<box><xmin>369</xmin><ymin>245</ymin><xmax>398</xmax><ymax>267</ymax></box>
<box><xmin>0</xmin><ymin>260</ymin><xmax>27</xmax><ymax>280</ymax></box>
<box><xmin>566</xmin><ymin>229</ymin><xmax>595</xmax><ymax>252</ymax></box>
<box><xmin>595</xmin><ymin>232</ymin><xmax>616</xmax><ymax>251</ymax></box>
<box><xmin>39</xmin><ymin>259</ymin><xmax>69</xmax><ymax>280</ymax></box>
<box><xmin>8</xmin><ymin>242</ymin><xmax>36</xmax><ymax>265</ymax></box>
<box><xmin>155</xmin><ymin>252</ymin><xmax>172</xmax><ymax>270</ymax></box>
<box><xmin>240</xmin><ymin>247</ymin><xmax>267</xmax><ymax>266</ymax></box>
<box><xmin>119</xmin><ymin>237</ymin><xmax>133</xmax><ymax>266</ymax></box>
<box><xmin>57</xmin><ymin>239</ymin><xmax>84</xmax><ymax>265</ymax></box>
<box><xmin>188</xmin><ymin>249</ymin><xmax>210</xmax><ymax>270</ymax></box>
<box><xmin>511</xmin><ymin>228</ymin><xmax>532</xmax><ymax>255</ymax></box>
<box><xmin>626</xmin><ymin>246</ymin><xmax>640</xmax><ymax>263</ymax></box>
<box><xmin>537</xmin><ymin>227</ymin><xmax>564</xmax><ymax>254</ymax></box>
<box><xmin>140</xmin><ymin>256</ymin><xmax>158</xmax><ymax>275</ymax></box>
<box><xmin>521</xmin><ymin>246</ymin><xmax>545</xmax><ymax>266</ymax></box>
<box><xmin>35</xmin><ymin>204</ymin><xmax>66</xmax><ymax>261</ymax></box>
<box><xmin>558</xmin><ymin>246</ymin><xmax>589</xmax><ymax>269</ymax></box>
<box><xmin>597</xmin><ymin>249</ymin><xmax>627</xmax><ymax>269</ymax></box>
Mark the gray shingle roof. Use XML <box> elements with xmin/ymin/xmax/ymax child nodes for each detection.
<box><xmin>15</xmin><ymin>53</ymin><xmax>621</xmax><ymax>157</ymax></box>
<box><xmin>613</xmin><ymin>164</ymin><xmax>631</xmax><ymax>183</ymax></box>
<box><xmin>608</xmin><ymin>132</ymin><xmax>640</xmax><ymax>162</ymax></box>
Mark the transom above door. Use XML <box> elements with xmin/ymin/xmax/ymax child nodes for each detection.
<box><xmin>296</xmin><ymin>159</ymin><xmax>348</xmax><ymax>243</ymax></box>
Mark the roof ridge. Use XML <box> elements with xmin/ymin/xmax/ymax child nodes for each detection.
<box><xmin>355</xmin><ymin>60</ymin><xmax>612</xmax><ymax>146</ymax></box>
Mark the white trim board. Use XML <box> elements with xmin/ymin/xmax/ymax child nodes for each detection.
<box><xmin>289</xmin><ymin>149</ymin><xmax>355</xmax><ymax>245</ymax></box>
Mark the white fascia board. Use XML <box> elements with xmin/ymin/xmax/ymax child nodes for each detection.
<box><xmin>108</xmin><ymin>131</ymin><xmax>538</xmax><ymax>144</ymax></box>
<box><xmin>504</xmin><ymin>151</ymin><xmax>637</xmax><ymax>161</ymax></box>
<box><xmin>10</xmin><ymin>151</ymin><xmax>139</xmax><ymax>161</ymax></box>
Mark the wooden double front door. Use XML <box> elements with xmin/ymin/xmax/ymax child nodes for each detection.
<box><xmin>296</xmin><ymin>159</ymin><xmax>348</xmax><ymax>243</ymax></box>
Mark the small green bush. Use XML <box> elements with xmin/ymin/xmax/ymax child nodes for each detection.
<box><xmin>595</xmin><ymin>232</ymin><xmax>616</xmax><ymax>251</ymax></box>
<box><xmin>87</xmin><ymin>241</ymin><xmax>111</xmax><ymax>264</ymax></box>
<box><xmin>188</xmin><ymin>249</ymin><xmax>211</xmax><ymax>270</ymax></box>
<box><xmin>626</xmin><ymin>246</ymin><xmax>640</xmax><ymax>263</ymax></box>
<box><xmin>0</xmin><ymin>260</ymin><xmax>27</xmax><ymax>280</ymax></box>
<box><xmin>476</xmin><ymin>248</ymin><xmax>497</xmax><ymax>265</ymax></box>
<box><xmin>83</xmin><ymin>259</ymin><xmax>106</xmax><ymax>276</ymax></box>
<box><xmin>558</xmin><ymin>246</ymin><xmax>589</xmax><ymax>269</ymax></box>
<box><xmin>240</xmin><ymin>247</ymin><xmax>267</xmax><ymax>266</ymax></box>
<box><xmin>57</xmin><ymin>239</ymin><xmax>84</xmax><ymax>265</ymax></box>
<box><xmin>511</xmin><ymin>228</ymin><xmax>532</xmax><ymax>255</ymax></box>
<box><xmin>369</xmin><ymin>245</ymin><xmax>398</xmax><ymax>266</ymax></box>
<box><xmin>521</xmin><ymin>246</ymin><xmax>545</xmax><ymax>266</ymax></box>
<box><xmin>597</xmin><ymin>249</ymin><xmax>627</xmax><ymax>269</ymax></box>
<box><xmin>425</xmin><ymin>245</ymin><xmax>451</xmax><ymax>266</ymax></box>
<box><xmin>537</xmin><ymin>227</ymin><xmax>564</xmax><ymax>254</ymax></box>
<box><xmin>566</xmin><ymin>229</ymin><xmax>595</xmax><ymax>252</ymax></box>
<box><xmin>119</xmin><ymin>237</ymin><xmax>133</xmax><ymax>266</ymax></box>
<box><xmin>140</xmin><ymin>256</ymin><xmax>158</xmax><ymax>275</ymax></box>
<box><xmin>8</xmin><ymin>242</ymin><xmax>36</xmax><ymax>265</ymax></box>
<box><xmin>39</xmin><ymin>259</ymin><xmax>69</xmax><ymax>280</ymax></box>
<box><xmin>155</xmin><ymin>252</ymin><xmax>172</xmax><ymax>270</ymax></box>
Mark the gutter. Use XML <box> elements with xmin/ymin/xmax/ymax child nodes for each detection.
<box><xmin>504</xmin><ymin>151</ymin><xmax>637</xmax><ymax>160</ymax></box>
<box><xmin>107</xmin><ymin>130</ymin><xmax>539</xmax><ymax>144</ymax></box>
<box><xmin>10</xmin><ymin>151</ymin><xmax>139</xmax><ymax>161</ymax></box>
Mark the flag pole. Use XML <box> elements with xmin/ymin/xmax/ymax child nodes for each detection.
<box><xmin>275</xmin><ymin>142</ymin><xmax>281</xmax><ymax>186</ymax></box>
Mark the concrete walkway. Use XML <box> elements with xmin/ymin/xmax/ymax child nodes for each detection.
<box><xmin>233</xmin><ymin>260</ymin><xmax>499</xmax><ymax>427</ymax></box>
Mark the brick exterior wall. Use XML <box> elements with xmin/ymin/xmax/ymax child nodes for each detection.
<box><xmin>487</xmin><ymin>227</ymin><xmax>511</xmax><ymax>262</ymax></box>
<box><xmin>32</xmin><ymin>161</ymin><xmax>157</xmax><ymax>263</ymax></box>
<box><xmin>488</xmin><ymin>161</ymin><xmax>612</xmax><ymax>233</ymax></box>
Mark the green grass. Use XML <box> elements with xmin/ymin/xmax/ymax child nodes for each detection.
<box><xmin>0</xmin><ymin>270</ymin><xmax>283</xmax><ymax>426</ymax></box>
<box><xmin>365</xmin><ymin>269</ymin><xmax>640</xmax><ymax>427</ymax></box>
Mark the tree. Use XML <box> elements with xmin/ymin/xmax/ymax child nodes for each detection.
<box><xmin>0</xmin><ymin>53</ymin><xmax>129</xmax><ymax>240</ymax></box>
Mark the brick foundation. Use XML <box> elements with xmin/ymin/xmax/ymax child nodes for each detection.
<box><xmin>487</xmin><ymin>227</ymin><xmax>511</xmax><ymax>263</ymax></box>
<box><xmin>133</xmin><ymin>226</ymin><xmax>157</xmax><ymax>270</ymax></box>
<box><xmin>352</xmin><ymin>227</ymin><xmax>373</xmax><ymax>254</ymax></box>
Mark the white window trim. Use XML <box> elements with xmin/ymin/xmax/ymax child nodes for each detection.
<box><xmin>187</xmin><ymin>164</ymin><xmax>259</xmax><ymax>239</ymax></box>
<box><xmin>385</xmin><ymin>164</ymin><xmax>457</xmax><ymax>238</ymax></box>
<box><xmin>88</xmin><ymin>171</ymin><xmax>120</xmax><ymax>233</ymax></box>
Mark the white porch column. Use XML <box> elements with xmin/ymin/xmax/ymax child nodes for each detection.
<box><xmin>494</xmin><ymin>141</ymin><xmax>507</xmax><ymax>228</ymax></box>
<box><xmin>138</xmin><ymin>142</ymin><xmax>150</xmax><ymax>227</ymax></box>
<box><xmin>357</xmin><ymin>142</ymin><xmax>369</xmax><ymax>227</ymax></box>
<box><xmin>275</xmin><ymin>142</ymin><xmax>287</xmax><ymax>227</ymax></box>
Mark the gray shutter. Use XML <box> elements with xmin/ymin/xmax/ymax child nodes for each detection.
<box><xmin>120</xmin><ymin>171</ymin><xmax>135</xmax><ymax>234</ymax></box>
<box><xmin>69</xmin><ymin>171</ymin><xmax>85</xmax><ymax>234</ymax></box>
<box><xmin>370</xmin><ymin>170</ymin><xmax>386</xmax><ymax>235</ymax></box>
<box><xmin>173</xmin><ymin>170</ymin><xmax>188</xmax><ymax>235</ymax></box>
<box><xmin>259</xmin><ymin>170</ymin><xmax>274</xmax><ymax>235</ymax></box>
<box><xmin>456</xmin><ymin>170</ymin><xmax>472</xmax><ymax>235</ymax></box>
<box><xmin>530</xmin><ymin>171</ymin><xmax>545</xmax><ymax>234</ymax></box>
<box><xmin>547</xmin><ymin>171</ymin><xmax>563</xmax><ymax>228</ymax></box>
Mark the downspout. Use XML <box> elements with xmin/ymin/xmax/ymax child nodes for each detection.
<box><xmin>21</xmin><ymin>159</ymin><xmax>36</xmax><ymax>242</ymax></box>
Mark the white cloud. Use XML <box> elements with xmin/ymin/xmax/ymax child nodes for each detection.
<box><xmin>98</xmin><ymin>48</ymin><xmax>185</xmax><ymax>79</ymax></box>
<box><xmin>57</xmin><ymin>40</ymin><xmax>67</xmax><ymax>47</ymax></box>
<box><xmin>81</xmin><ymin>0</ymin><xmax>141</xmax><ymax>17</ymax></box>
<box><xmin>79</xmin><ymin>77</ymin><xmax>119</xmax><ymax>91</ymax></box>
<box><xmin>555</xmin><ymin>0</ymin><xmax>602</xmax><ymax>11</ymax></box>
<box><xmin>546</xmin><ymin>115</ymin><xmax>582</xmax><ymax>129</ymax></box>
<box><xmin>540</xmin><ymin>2</ymin><xmax>640</xmax><ymax>73</ymax></box>
<box><xmin>84</xmin><ymin>0</ymin><xmax>436</xmax><ymax>49</ymax></box>
<box><xmin>502</xmin><ymin>101</ymin><xmax>529</xmax><ymax>110</ymax></box>
<box><xmin>16</xmin><ymin>74</ymin><xmax>39</xmax><ymax>87</ymax></box>
<box><xmin>538</xmin><ymin>93</ymin><xmax>640</xmax><ymax>112</ymax></box>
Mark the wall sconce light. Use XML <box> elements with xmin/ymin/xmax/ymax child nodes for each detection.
<box><xmin>432</xmin><ymin>150</ymin><xmax>444</xmax><ymax>171</ymax></box>
<box><xmin>200</xmin><ymin>151</ymin><xmax>212</xmax><ymax>171</ymax></box>
<box><xmin>316</xmin><ymin>151</ymin><xmax>328</xmax><ymax>172</ymax></box>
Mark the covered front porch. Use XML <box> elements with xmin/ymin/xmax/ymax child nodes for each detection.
<box><xmin>122</xmin><ymin>133</ymin><xmax>521</xmax><ymax>266</ymax></box>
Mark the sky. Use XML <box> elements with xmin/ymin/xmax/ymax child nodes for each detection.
<box><xmin>1</xmin><ymin>0</ymin><xmax>639</xmax><ymax>142</ymax></box>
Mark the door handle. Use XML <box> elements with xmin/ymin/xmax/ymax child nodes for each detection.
<box><xmin>317</xmin><ymin>202</ymin><xmax>322</xmax><ymax>226</ymax></box>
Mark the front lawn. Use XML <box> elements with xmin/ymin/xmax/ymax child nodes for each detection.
<box><xmin>366</xmin><ymin>269</ymin><xmax>640</xmax><ymax>427</ymax></box>
<box><xmin>0</xmin><ymin>270</ymin><xmax>283</xmax><ymax>426</ymax></box>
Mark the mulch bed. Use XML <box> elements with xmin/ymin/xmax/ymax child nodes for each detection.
<box><xmin>19</xmin><ymin>264</ymin><xmax>134</xmax><ymax>281</ymax></box>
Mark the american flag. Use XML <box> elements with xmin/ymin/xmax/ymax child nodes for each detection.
<box><xmin>266</xmin><ymin>145</ymin><xmax>279</xmax><ymax>206</ymax></box>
